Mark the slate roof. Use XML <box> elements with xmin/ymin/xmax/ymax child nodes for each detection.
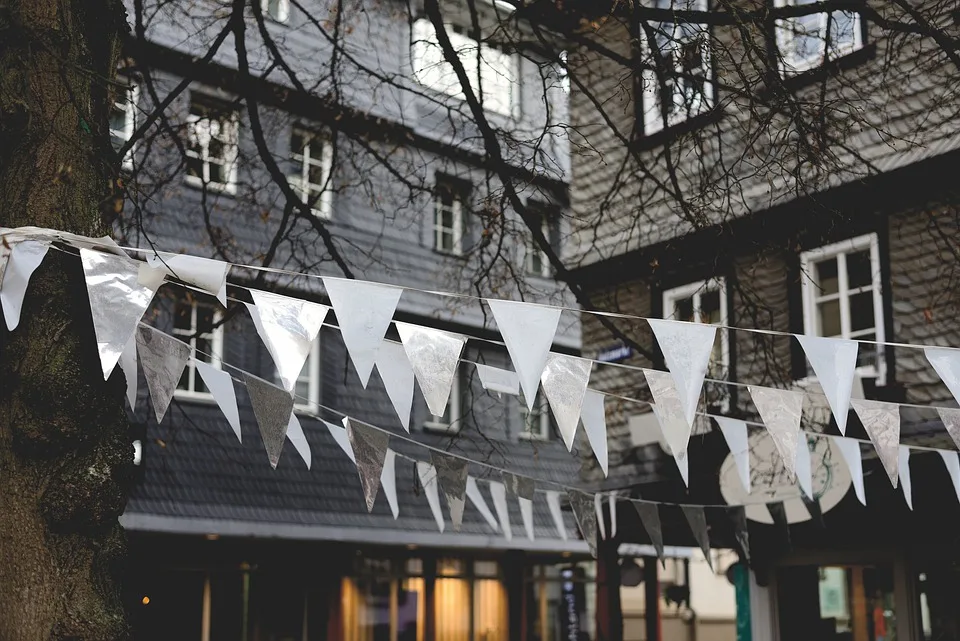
<box><xmin>122</xmin><ymin>397</ymin><xmax>592</xmax><ymax>554</ymax></box>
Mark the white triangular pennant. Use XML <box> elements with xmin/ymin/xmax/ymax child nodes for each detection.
<box><xmin>681</xmin><ymin>506</ymin><xmax>713</xmax><ymax>571</ymax></box>
<box><xmin>851</xmin><ymin>399</ymin><xmax>900</xmax><ymax>488</ymax></box>
<box><xmin>326</xmin><ymin>419</ymin><xmax>356</xmax><ymax>463</ymax></box>
<box><xmin>594</xmin><ymin>492</ymin><xmax>606</xmax><ymax>540</ymax></box>
<box><xmin>417</xmin><ymin>461</ymin><xmax>445</xmax><ymax>533</ymax></box>
<box><xmin>247</xmin><ymin>291</ymin><xmax>328</xmax><ymax>392</ymax></box>
<box><xmin>650</xmin><ymin>401</ymin><xmax>690</xmax><ymax>486</ymax></box>
<box><xmin>540</xmin><ymin>353</ymin><xmax>592</xmax><ymax>451</ymax></box>
<box><xmin>466</xmin><ymin>477</ymin><xmax>499</xmax><ymax>532</ymax></box>
<box><xmin>898</xmin><ymin>446</ymin><xmax>912</xmax><ymax>510</ymax></box>
<box><xmin>120</xmin><ymin>334</ymin><xmax>138</xmax><ymax>411</ymax></box>
<box><xmin>346</xmin><ymin>419</ymin><xmax>389</xmax><ymax>512</ymax></box>
<box><xmin>285</xmin><ymin>413</ymin><xmax>311</xmax><ymax>469</ymax></box>
<box><xmin>935</xmin><ymin>407</ymin><xmax>960</xmax><ymax>451</ymax></box>
<box><xmin>581</xmin><ymin>390</ymin><xmax>609</xmax><ymax>476</ymax></box>
<box><xmin>795</xmin><ymin>435</ymin><xmax>813</xmax><ymax>500</ymax></box>
<box><xmin>749</xmin><ymin>386</ymin><xmax>804</xmax><ymax>479</ymax></box>
<box><xmin>195</xmin><ymin>360</ymin><xmax>242</xmax><ymax>442</ymax></box>
<box><xmin>832</xmin><ymin>436</ymin><xmax>865</xmax><ymax>505</ymax></box>
<box><xmin>396</xmin><ymin>322</ymin><xmax>466</xmax><ymax>418</ymax></box>
<box><xmin>487</xmin><ymin>299</ymin><xmax>562</xmax><ymax>411</ymax></box>
<box><xmin>142</xmin><ymin>252</ymin><xmax>229</xmax><ymax>306</ymax></box>
<box><xmin>475</xmin><ymin>364</ymin><xmax>519</xmax><ymax>396</ymax></box>
<box><xmin>323</xmin><ymin>277</ymin><xmax>402</xmax><ymax>388</ymax></box>
<box><xmin>796</xmin><ymin>335</ymin><xmax>858</xmax><ymax>435</ymax></box>
<box><xmin>1</xmin><ymin>240</ymin><xmax>49</xmax><ymax>331</ymax></box>
<box><xmin>82</xmin><ymin>249</ymin><xmax>157</xmax><ymax>379</ymax></box>
<box><xmin>609</xmin><ymin>492</ymin><xmax>618</xmax><ymax>538</ymax></box>
<box><xmin>489</xmin><ymin>481</ymin><xmax>513</xmax><ymax>540</ymax></box>
<box><xmin>375</xmin><ymin>341</ymin><xmax>416</xmax><ymax>431</ymax></box>
<box><xmin>938</xmin><ymin>450</ymin><xmax>960</xmax><ymax>504</ymax></box>
<box><xmin>546</xmin><ymin>491</ymin><xmax>567</xmax><ymax>540</ymax></box>
<box><xmin>673</xmin><ymin>447</ymin><xmax>690</xmax><ymax>486</ymax></box>
<box><xmin>245</xmin><ymin>374</ymin><xmax>295</xmax><ymax>468</ymax></box>
<box><xmin>136</xmin><ymin>327</ymin><xmax>191</xmax><ymax>423</ymax></box>
<box><xmin>715</xmin><ymin>417</ymin><xmax>751</xmax><ymax>493</ymax></box>
<box><xmin>519</xmin><ymin>497</ymin><xmax>535</xmax><ymax>541</ymax></box>
<box><xmin>645</xmin><ymin>369</ymin><xmax>694</xmax><ymax>459</ymax></box>
<box><xmin>925</xmin><ymin>346</ymin><xmax>960</xmax><ymax>407</ymax></box>
<box><xmin>647</xmin><ymin>318</ymin><xmax>717</xmax><ymax>427</ymax></box>
<box><xmin>382</xmin><ymin>450</ymin><xmax>400</xmax><ymax>519</ymax></box>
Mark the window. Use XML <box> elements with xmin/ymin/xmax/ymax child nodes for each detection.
<box><xmin>800</xmin><ymin>234</ymin><xmax>885</xmax><ymax>380</ymax></box>
<box><xmin>638</xmin><ymin>0</ymin><xmax>714</xmax><ymax>136</ymax></box>
<box><xmin>663</xmin><ymin>279</ymin><xmax>729</xmax><ymax>408</ymax></box>
<box><xmin>425</xmin><ymin>366</ymin><xmax>463</xmax><ymax>432</ymax></box>
<box><xmin>290</xmin><ymin>126</ymin><xmax>334</xmax><ymax>219</ymax></box>
<box><xmin>342</xmin><ymin>558</ymin><xmax>425</xmax><ymax>641</ymax></box>
<box><xmin>110</xmin><ymin>83</ymin><xmax>138</xmax><ymax>169</ymax></box>
<box><xmin>775</xmin><ymin>0</ymin><xmax>862</xmax><ymax>74</ymax></box>
<box><xmin>172</xmin><ymin>295</ymin><xmax>224</xmax><ymax>399</ymax></box>
<box><xmin>524</xmin><ymin>209</ymin><xmax>553</xmax><ymax>277</ymax></box>
<box><xmin>261</xmin><ymin>0</ymin><xmax>289</xmax><ymax>22</ymax></box>
<box><xmin>519</xmin><ymin>393</ymin><xmax>551</xmax><ymax>441</ymax></box>
<box><xmin>186</xmin><ymin>97</ymin><xmax>239</xmax><ymax>193</ymax></box>
<box><xmin>411</xmin><ymin>19</ymin><xmax>520</xmax><ymax>117</ymax></box>
<box><xmin>433</xmin><ymin>180</ymin><xmax>466</xmax><ymax>255</ymax></box>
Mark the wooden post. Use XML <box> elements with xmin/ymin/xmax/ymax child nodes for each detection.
<box><xmin>504</xmin><ymin>551</ymin><xmax>525</xmax><ymax>641</ymax></box>
<box><xmin>643</xmin><ymin>558</ymin><xmax>660</xmax><ymax>641</ymax></box>
<box><xmin>595</xmin><ymin>538</ymin><xmax>623</xmax><ymax>641</ymax></box>
<box><xmin>424</xmin><ymin>557</ymin><xmax>437</xmax><ymax>641</ymax></box>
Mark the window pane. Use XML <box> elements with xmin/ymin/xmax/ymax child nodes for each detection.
<box><xmin>196</xmin><ymin>306</ymin><xmax>215</xmax><ymax>334</ymax></box>
<box><xmin>700</xmin><ymin>290</ymin><xmax>721</xmax><ymax>323</ymax></box>
<box><xmin>849</xmin><ymin>292</ymin><xmax>875</xmax><ymax>332</ymax></box>
<box><xmin>473</xmin><ymin>579</ymin><xmax>508</xmax><ymax>641</ymax></box>
<box><xmin>174</xmin><ymin>302</ymin><xmax>193</xmax><ymax>331</ymax></box>
<box><xmin>177</xmin><ymin>365</ymin><xmax>191</xmax><ymax>391</ymax></box>
<box><xmin>435</xmin><ymin>577</ymin><xmax>470</xmax><ymax>641</ymax></box>
<box><xmin>398</xmin><ymin>578</ymin><xmax>425</xmax><ymax>641</ymax></box>
<box><xmin>342</xmin><ymin>577</ymin><xmax>392</xmax><ymax>641</ymax></box>
<box><xmin>846</xmin><ymin>250</ymin><xmax>872</xmax><ymax>289</ymax></box>
<box><xmin>186</xmin><ymin>155</ymin><xmax>203</xmax><ymax>179</ymax></box>
<box><xmin>195</xmin><ymin>338</ymin><xmax>212</xmax><ymax>363</ymax></box>
<box><xmin>438</xmin><ymin>559</ymin><xmax>465</xmax><ymax>577</ymax></box>
<box><xmin>474</xmin><ymin>561</ymin><xmax>499</xmax><ymax>578</ymax></box>
<box><xmin>209</xmin><ymin>162</ymin><xmax>225</xmax><ymax>184</ymax></box>
<box><xmin>294</xmin><ymin>379</ymin><xmax>310</xmax><ymax>404</ymax></box>
<box><xmin>291</xmin><ymin>129</ymin><xmax>306</xmax><ymax>156</ymax></box>
<box><xmin>308</xmin><ymin>162</ymin><xmax>327</xmax><ymax>186</ymax></box>
<box><xmin>828</xmin><ymin>11</ymin><xmax>857</xmax><ymax>50</ymax></box>
<box><xmin>818</xmin><ymin>299</ymin><xmax>842</xmax><ymax>336</ymax></box>
<box><xmin>814</xmin><ymin>257</ymin><xmax>839</xmax><ymax>296</ymax></box>
<box><xmin>674</xmin><ymin>296</ymin><xmax>695</xmax><ymax>322</ymax></box>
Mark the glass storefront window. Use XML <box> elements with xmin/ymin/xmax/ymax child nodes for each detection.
<box><xmin>777</xmin><ymin>564</ymin><xmax>896</xmax><ymax>641</ymax></box>
<box><xmin>916</xmin><ymin>563</ymin><xmax>960</xmax><ymax>641</ymax></box>
<box><xmin>527</xmin><ymin>562</ymin><xmax>596</xmax><ymax>641</ymax></box>
<box><xmin>343</xmin><ymin>557</ymin><xmax>425</xmax><ymax>641</ymax></box>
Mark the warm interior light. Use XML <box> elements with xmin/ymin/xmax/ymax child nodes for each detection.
<box><xmin>205</xmin><ymin>533</ymin><xmax>219</xmax><ymax>541</ymax></box>
<box><xmin>141</xmin><ymin>596</ymin><xmax>150</xmax><ymax>605</ymax></box>
<box><xmin>561</xmin><ymin>551</ymin><xmax>572</xmax><ymax>558</ymax></box>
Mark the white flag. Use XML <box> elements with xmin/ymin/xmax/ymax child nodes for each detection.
<box><xmin>323</xmin><ymin>277</ymin><xmax>402</xmax><ymax>388</ymax></box>
<box><xmin>487</xmin><ymin>299</ymin><xmax>562</xmax><ymax>411</ymax></box>
<box><xmin>795</xmin><ymin>435</ymin><xmax>813</xmax><ymax>500</ymax></box>
<box><xmin>796</xmin><ymin>335</ymin><xmax>858</xmax><ymax>435</ymax></box>
<box><xmin>939</xmin><ymin>450</ymin><xmax>960</xmax><ymax>504</ymax></box>
<box><xmin>749</xmin><ymin>386</ymin><xmax>804</xmax><ymax>479</ymax></box>
<box><xmin>645</xmin><ymin>369</ymin><xmax>694</xmax><ymax>460</ymax></box>
<box><xmin>832</xmin><ymin>436</ymin><xmax>865</xmax><ymax>505</ymax></box>
<box><xmin>382</xmin><ymin>450</ymin><xmax>400</xmax><ymax>519</ymax></box>
<box><xmin>647</xmin><ymin>318</ymin><xmax>717</xmax><ymax>427</ymax></box>
<box><xmin>594</xmin><ymin>492</ymin><xmax>606</xmax><ymax>541</ymax></box>
<box><xmin>417</xmin><ymin>461</ymin><xmax>445</xmax><ymax>533</ymax></box>
<box><xmin>898</xmin><ymin>446</ymin><xmax>912</xmax><ymax>510</ymax></box>
<box><xmin>489</xmin><ymin>481</ymin><xmax>513</xmax><ymax>540</ymax></box>
<box><xmin>196</xmin><ymin>360</ymin><xmax>242</xmax><ymax>443</ymax></box>
<box><xmin>851</xmin><ymin>399</ymin><xmax>901</xmax><ymax>488</ymax></box>
<box><xmin>466</xmin><ymin>477</ymin><xmax>499</xmax><ymax>532</ymax></box>
<box><xmin>1</xmin><ymin>240</ymin><xmax>49</xmax><ymax>331</ymax></box>
<box><xmin>141</xmin><ymin>252</ymin><xmax>229</xmax><ymax>306</ymax></box>
<box><xmin>247</xmin><ymin>290</ymin><xmax>328</xmax><ymax>392</ymax></box>
<box><xmin>396</xmin><ymin>322</ymin><xmax>466</xmax><ymax>419</ymax></box>
<box><xmin>936</xmin><ymin>407</ymin><xmax>960</xmax><ymax>451</ymax></box>
<box><xmin>581</xmin><ymin>390</ymin><xmax>609</xmax><ymax>476</ymax></box>
<box><xmin>475</xmin><ymin>364</ymin><xmax>519</xmax><ymax>396</ymax></box>
<box><xmin>285</xmin><ymin>413</ymin><xmax>311</xmax><ymax>469</ymax></box>
<box><xmin>925</xmin><ymin>346</ymin><xmax>960</xmax><ymax>406</ymax></box>
<box><xmin>375</xmin><ymin>341</ymin><xmax>416</xmax><ymax>431</ymax></box>
<box><xmin>546</xmin><ymin>490</ymin><xmax>568</xmax><ymax>540</ymax></box>
<box><xmin>541</xmin><ymin>353</ymin><xmax>592</xmax><ymax>451</ymax></box>
<box><xmin>715</xmin><ymin>417</ymin><xmax>751</xmax><ymax>493</ymax></box>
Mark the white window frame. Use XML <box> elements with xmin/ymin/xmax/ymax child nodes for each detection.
<box><xmin>111</xmin><ymin>82</ymin><xmax>139</xmax><ymax>170</ymax></box>
<box><xmin>433</xmin><ymin>182</ymin><xmax>465</xmax><ymax>255</ymax></box>
<box><xmin>411</xmin><ymin>18</ymin><xmax>520</xmax><ymax>118</ymax></box>
<box><xmin>290</xmin><ymin>126</ymin><xmax>334</xmax><ymax>219</ymax></box>
<box><xmin>524</xmin><ymin>215</ymin><xmax>551</xmax><ymax>278</ymax></box>
<box><xmin>290</xmin><ymin>338</ymin><xmax>321</xmax><ymax>414</ymax></box>
<box><xmin>662</xmin><ymin>278</ymin><xmax>730</xmax><ymax>409</ymax></box>
<box><xmin>774</xmin><ymin>0</ymin><xmax>863</xmax><ymax>75</ymax></box>
<box><xmin>185</xmin><ymin>97</ymin><xmax>239</xmax><ymax>194</ymax></box>
<box><xmin>424</xmin><ymin>366</ymin><xmax>462</xmax><ymax>433</ymax></box>
<box><xmin>639</xmin><ymin>0</ymin><xmax>714</xmax><ymax>136</ymax></box>
<box><xmin>261</xmin><ymin>0</ymin><xmax>290</xmax><ymax>23</ymax></box>
<box><xmin>518</xmin><ymin>393</ymin><xmax>550</xmax><ymax>441</ymax></box>
<box><xmin>172</xmin><ymin>298</ymin><xmax>225</xmax><ymax>401</ymax></box>
<box><xmin>799</xmin><ymin>233</ymin><xmax>885</xmax><ymax>383</ymax></box>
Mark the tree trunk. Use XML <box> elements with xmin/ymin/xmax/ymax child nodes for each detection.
<box><xmin>0</xmin><ymin>1</ymin><xmax>132</xmax><ymax>639</ymax></box>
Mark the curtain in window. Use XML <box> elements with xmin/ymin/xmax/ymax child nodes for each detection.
<box><xmin>435</xmin><ymin>576</ymin><xmax>470</xmax><ymax>641</ymax></box>
<box><xmin>473</xmin><ymin>579</ymin><xmax>508</xmax><ymax>641</ymax></box>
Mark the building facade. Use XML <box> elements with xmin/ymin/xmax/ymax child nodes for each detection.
<box><xmin>113</xmin><ymin>1</ymin><xmax>606</xmax><ymax>640</ymax></box>
<box><xmin>565</xmin><ymin>0</ymin><xmax>960</xmax><ymax>639</ymax></box>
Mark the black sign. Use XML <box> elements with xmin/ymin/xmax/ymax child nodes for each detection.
<box><xmin>558</xmin><ymin>567</ymin><xmax>589</xmax><ymax>641</ymax></box>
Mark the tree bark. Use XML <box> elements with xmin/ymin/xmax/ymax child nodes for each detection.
<box><xmin>0</xmin><ymin>1</ymin><xmax>132</xmax><ymax>639</ymax></box>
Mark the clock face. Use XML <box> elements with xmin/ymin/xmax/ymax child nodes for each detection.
<box><xmin>720</xmin><ymin>430</ymin><xmax>852</xmax><ymax>524</ymax></box>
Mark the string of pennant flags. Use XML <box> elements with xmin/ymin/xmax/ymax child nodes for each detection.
<box><xmin>3</xmin><ymin>228</ymin><xmax>960</xmax><ymax>565</ymax></box>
